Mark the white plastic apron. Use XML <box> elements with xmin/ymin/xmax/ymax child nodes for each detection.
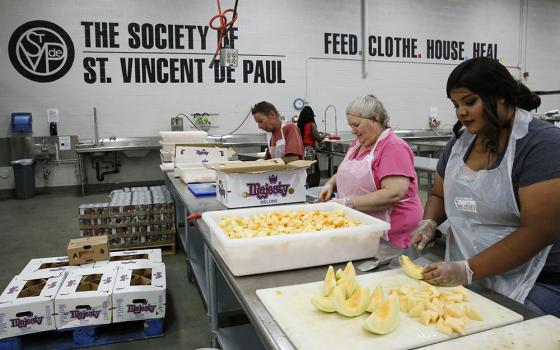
<box><xmin>266</xmin><ymin>125</ymin><xmax>286</xmax><ymax>159</ymax></box>
<box><xmin>337</xmin><ymin>129</ymin><xmax>393</xmax><ymax>240</ymax></box>
<box><xmin>443</xmin><ymin>109</ymin><xmax>551</xmax><ymax>303</ymax></box>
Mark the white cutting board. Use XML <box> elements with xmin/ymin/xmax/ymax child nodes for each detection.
<box><xmin>418</xmin><ymin>315</ymin><xmax>560</xmax><ymax>350</ymax></box>
<box><xmin>257</xmin><ymin>269</ymin><xmax>523</xmax><ymax>350</ymax></box>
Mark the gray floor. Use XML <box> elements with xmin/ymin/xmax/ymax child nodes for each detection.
<box><xmin>0</xmin><ymin>191</ymin><xmax>211</xmax><ymax>349</ymax></box>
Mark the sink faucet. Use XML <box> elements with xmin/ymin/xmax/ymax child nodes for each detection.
<box><xmin>41</xmin><ymin>138</ymin><xmax>48</xmax><ymax>152</ymax></box>
<box><xmin>109</xmin><ymin>136</ymin><xmax>116</xmax><ymax>141</ymax></box>
<box><xmin>324</xmin><ymin>105</ymin><xmax>338</xmax><ymax>136</ymax></box>
<box><xmin>93</xmin><ymin>107</ymin><xmax>99</xmax><ymax>146</ymax></box>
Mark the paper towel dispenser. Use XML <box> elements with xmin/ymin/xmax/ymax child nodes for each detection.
<box><xmin>11</xmin><ymin>112</ymin><xmax>32</xmax><ymax>133</ymax></box>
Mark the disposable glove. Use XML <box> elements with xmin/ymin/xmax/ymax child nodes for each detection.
<box><xmin>317</xmin><ymin>183</ymin><xmax>334</xmax><ymax>202</ymax></box>
<box><xmin>410</xmin><ymin>219</ymin><xmax>438</xmax><ymax>250</ymax></box>
<box><xmin>329</xmin><ymin>197</ymin><xmax>345</xmax><ymax>205</ymax></box>
<box><xmin>422</xmin><ymin>260</ymin><xmax>473</xmax><ymax>287</ymax></box>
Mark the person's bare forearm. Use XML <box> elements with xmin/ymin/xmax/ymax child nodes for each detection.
<box><xmin>469</xmin><ymin>227</ymin><xmax>554</xmax><ymax>280</ymax></box>
<box><xmin>423</xmin><ymin>194</ymin><xmax>447</xmax><ymax>225</ymax></box>
<box><xmin>282</xmin><ymin>154</ymin><xmax>300</xmax><ymax>164</ymax></box>
<box><xmin>351</xmin><ymin>189</ymin><xmax>402</xmax><ymax>211</ymax></box>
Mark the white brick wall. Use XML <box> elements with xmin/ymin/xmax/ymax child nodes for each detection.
<box><xmin>0</xmin><ymin>0</ymin><xmax>559</xmax><ymax>189</ymax></box>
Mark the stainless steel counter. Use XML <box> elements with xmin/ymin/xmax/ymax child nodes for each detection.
<box><xmin>165</xmin><ymin>172</ymin><xmax>538</xmax><ymax>350</ymax></box>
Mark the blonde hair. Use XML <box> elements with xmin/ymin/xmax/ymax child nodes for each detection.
<box><xmin>345</xmin><ymin>94</ymin><xmax>390</xmax><ymax>128</ymax></box>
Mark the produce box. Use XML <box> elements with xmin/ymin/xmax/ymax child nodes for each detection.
<box><xmin>0</xmin><ymin>270</ymin><xmax>66</xmax><ymax>339</ymax></box>
<box><xmin>174</xmin><ymin>144</ymin><xmax>228</xmax><ymax>165</ymax></box>
<box><xmin>208</xmin><ymin>159</ymin><xmax>313</xmax><ymax>208</ymax></box>
<box><xmin>202</xmin><ymin>202</ymin><xmax>389</xmax><ymax>276</ymax></box>
<box><xmin>54</xmin><ymin>266</ymin><xmax>118</xmax><ymax>329</ymax></box>
<box><xmin>94</xmin><ymin>249</ymin><xmax>162</xmax><ymax>267</ymax></box>
<box><xmin>67</xmin><ymin>235</ymin><xmax>109</xmax><ymax>265</ymax></box>
<box><xmin>20</xmin><ymin>256</ymin><xmax>82</xmax><ymax>275</ymax></box>
<box><xmin>112</xmin><ymin>262</ymin><xmax>166</xmax><ymax>323</ymax></box>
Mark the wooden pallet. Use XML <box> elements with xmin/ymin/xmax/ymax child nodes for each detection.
<box><xmin>0</xmin><ymin>318</ymin><xmax>164</xmax><ymax>350</ymax></box>
<box><xmin>110</xmin><ymin>242</ymin><xmax>176</xmax><ymax>255</ymax></box>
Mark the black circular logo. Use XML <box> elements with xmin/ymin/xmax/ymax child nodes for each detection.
<box><xmin>9</xmin><ymin>20</ymin><xmax>74</xmax><ymax>83</ymax></box>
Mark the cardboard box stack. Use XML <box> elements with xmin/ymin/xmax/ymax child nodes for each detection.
<box><xmin>78</xmin><ymin>186</ymin><xmax>175</xmax><ymax>253</ymax></box>
<box><xmin>159</xmin><ymin>130</ymin><xmax>209</xmax><ymax>171</ymax></box>
<box><xmin>0</xmin><ymin>248</ymin><xmax>167</xmax><ymax>339</ymax></box>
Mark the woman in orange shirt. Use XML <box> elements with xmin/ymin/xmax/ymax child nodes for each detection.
<box><xmin>297</xmin><ymin>106</ymin><xmax>325</xmax><ymax>187</ymax></box>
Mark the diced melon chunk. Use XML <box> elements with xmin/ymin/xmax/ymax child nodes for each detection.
<box><xmin>436</xmin><ymin>317</ymin><xmax>453</xmax><ymax>335</ymax></box>
<box><xmin>445</xmin><ymin>303</ymin><xmax>464</xmax><ymax>318</ymax></box>
<box><xmin>408</xmin><ymin>302</ymin><xmax>425</xmax><ymax>318</ymax></box>
<box><xmin>444</xmin><ymin>316</ymin><xmax>465</xmax><ymax>335</ymax></box>
<box><xmin>467</xmin><ymin>306</ymin><xmax>483</xmax><ymax>321</ymax></box>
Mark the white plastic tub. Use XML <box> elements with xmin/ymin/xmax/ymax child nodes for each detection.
<box><xmin>202</xmin><ymin>202</ymin><xmax>390</xmax><ymax>276</ymax></box>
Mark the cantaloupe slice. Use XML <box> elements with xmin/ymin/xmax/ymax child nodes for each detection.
<box><xmin>323</xmin><ymin>265</ymin><xmax>336</xmax><ymax>296</ymax></box>
<box><xmin>334</xmin><ymin>286</ymin><xmax>370</xmax><ymax>317</ymax></box>
<box><xmin>366</xmin><ymin>284</ymin><xmax>386</xmax><ymax>313</ymax></box>
<box><xmin>363</xmin><ymin>294</ymin><xmax>400</xmax><ymax>334</ymax></box>
<box><xmin>311</xmin><ymin>292</ymin><xmax>336</xmax><ymax>313</ymax></box>
<box><xmin>399</xmin><ymin>255</ymin><xmax>424</xmax><ymax>280</ymax></box>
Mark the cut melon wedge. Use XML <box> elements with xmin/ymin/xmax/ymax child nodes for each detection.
<box><xmin>323</xmin><ymin>265</ymin><xmax>336</xmax><ymax>296</ymax></box>
<box><xmin>311</xmin><ymin>292</ymin><xmax>336</xmax><ymax>313</ymax></box>
<box><xmin>363</xmin><ymin>294</ymin><xmax>400</xmax><ymax>334</ymax></box>
<box><xmin>399</xmin><ymin>255</ymin><xmax>424</xmax><ymax>280</ymax></box>
<box><xmin>366</xmin><ymin>284</ymin><xmax>386</xmax><ymax>313</ymax></box>
<box><xmin>334</xmin><ymin>286</ymin><xmax>369</xmax><ymax>317</ymax></box>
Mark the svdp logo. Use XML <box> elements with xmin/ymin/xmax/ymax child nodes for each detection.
<box><xmin>9</xmin><ymin>20</ymin><xmax>74</xmax><ymax>83</ymax></box>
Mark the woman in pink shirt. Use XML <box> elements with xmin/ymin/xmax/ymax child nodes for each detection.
<box><xmin>318</xmin><ymin>94</ymin><xmax>423</xmax><ymax>248</ymax></box>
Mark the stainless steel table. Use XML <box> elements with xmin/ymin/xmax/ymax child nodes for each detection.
<box><xmin>165</xmin><ymin>172</ymin><xmax>538</xmax><ymax>350</ymax></box>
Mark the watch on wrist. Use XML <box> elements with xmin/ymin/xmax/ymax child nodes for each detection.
<box><xmin>344</xmin><ymin>197</ymin><xmax>354</xmax><ymax>209</ymax></box>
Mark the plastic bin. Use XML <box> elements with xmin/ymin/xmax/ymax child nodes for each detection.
<box><xmin>11</xmin><ymin>159</ymin><xmax>35</xmax><ymax>199</ymax></box>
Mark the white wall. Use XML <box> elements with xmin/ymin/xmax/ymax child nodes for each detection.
<box><xmin>1</xmin><ymin>0</ymin><xmax>559</xmax><ymax>189</ymax></box>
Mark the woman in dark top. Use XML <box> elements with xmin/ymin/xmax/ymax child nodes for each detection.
<box><xmin>297</xmin><ymin>106</ymin><xmax>324</xmax><ymax>187</ymax></box>
<box><xmin>410</xmin><ymin>57</ymin><xmax>560</xmax><ymax>317</ymax></box>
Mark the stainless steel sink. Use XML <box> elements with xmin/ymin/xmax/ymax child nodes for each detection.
<box><xmin>76</xmin><ymin>137</ymin><xmax>160</xmax><ymax>153</ymax></box>
<box><xmin>208</xmin><ymin>133</ymin><xmax>267</xmax><ymax>146</ymax></box>
<box><xmin>32</xmin><ymin>143</ymin><xmax>56</xmax><ymax>159</ymax></box>
<box><xmin>319</xmin><ymin>129</ymin><xmax>453</xmax><ymax>154</ymax></box>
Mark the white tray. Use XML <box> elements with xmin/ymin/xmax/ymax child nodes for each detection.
<box><xmin>202</xmin><ymin>202</ymin><xmax>390</xmax><ymax>276</ymax></box>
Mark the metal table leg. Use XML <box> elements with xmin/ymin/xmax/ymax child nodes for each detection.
<box><xmin>206</xmin><ymin>245</ymin><xmax>219</xmax><ymax>348</ymax></box>
<box><xmin>78</xmin><ymin>154</ymin><xmax>85</xmax><ymax>196</ymax></box>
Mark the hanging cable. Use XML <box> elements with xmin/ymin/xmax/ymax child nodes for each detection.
<box><xmin>208</xmin><ymin>0</ymin><xmax>239</xmax><ymax>68</ymax></box>
<box><xmin>174</xmin><ymin>107</ymin><xmax>252</xmax><ymax>137</ymax></box>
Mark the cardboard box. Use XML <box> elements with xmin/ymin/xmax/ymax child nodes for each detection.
<box><xmin>67</xmin><ymin>235</ymin><xmax>109</xmax><ymax>265</ymax></box>
<box><xmin>54</xmin><ymin>266</ymin><xmax>118</xmax><ymax>329</ymax></box>
<box><xmin>0</xmin><ymin>270</ymin><xmax>66</xmax><ymax>339</ymax></box>
<box><xmin>174</xmin><ymin>144</ymin><xmax>229</xmax><ymax>165</ymax></box>
<box><xmin>20</xmin><ymin>256</ymin><xmax>81</xmax><ymax>275</ymax></box>
<box><xmin>112</xmin><ymin>262</ymin><xmax>166</xmax><ymax>322</ymax></box>
<box><xmin>94</xmin><ymin>249</ymin><xmax>162</xmax><ymax>267</ymax></box>
<box><xmin>209</xmin><ymin>159</ymin><xmax>312</xmax><ymax>208</ymax></box>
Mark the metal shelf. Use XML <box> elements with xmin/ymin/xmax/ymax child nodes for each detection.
<box><xmin>189</xmin><ymin>255</ymin><xmax>208</xmax><ymax>308</ymax></box>
<box><xmin>217</xmin><ymin>324</ymin><xmax>266</xmax><ymax>350</ymax></box>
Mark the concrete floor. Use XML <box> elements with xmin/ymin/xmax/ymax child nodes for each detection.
<box><xmin>0</xmin><ymin>191</ymin><xmax>211</xmax><ymax>350</ymax></box>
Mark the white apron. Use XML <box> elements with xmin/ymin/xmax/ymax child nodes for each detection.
<box><xmin>337</xmin><ymin>129</ymin><xmax>392</xmax><ymax>240</ymax></box>
<box><xmin>266</xmin><ymin>125</ymin><xmax>286</xmax><ymax>159</ymax></box>
<box><xmin>443</xmin><ymin>108</ymin><xmax>551</xmax><ymax>303</ymax></box>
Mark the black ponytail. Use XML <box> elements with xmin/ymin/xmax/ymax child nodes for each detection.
<box><xmin>516</xmin><ymin>82</ymin><xmax>541</xmax><ymax>111</ymax></box>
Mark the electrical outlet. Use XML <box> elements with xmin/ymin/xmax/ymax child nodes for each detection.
<box><xmin>430</xmin><ymin>106</ymin><xmax>438</xmax><ymax>118</ymax></box>
<box><xmin>220</xmin><ymin>47</ymin><xmax>238</xmax><ymax>67</ymax></box>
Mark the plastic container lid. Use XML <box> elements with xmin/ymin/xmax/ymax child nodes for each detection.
<box><xmin>10</xmin><ymin>159</ymin><xmax>33</xmax><ymax>166</ymax></box>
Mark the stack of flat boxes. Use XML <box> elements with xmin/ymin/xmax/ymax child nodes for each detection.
<box><xmin>78</xmin><ymin>186</ymin><xmax>175</xmax><ymax>251</ymax></box>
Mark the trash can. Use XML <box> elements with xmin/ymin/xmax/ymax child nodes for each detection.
<box><xmin>11</xmin><ymin>159</ymin><xmax>35</xmax><ymax>199</ymax></box>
